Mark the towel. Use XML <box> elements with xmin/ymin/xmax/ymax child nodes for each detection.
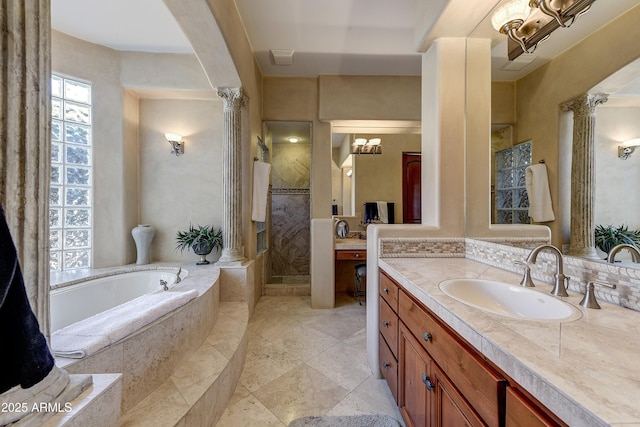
<box><xmin>252</xmin><ymin>161</ymin><xmax>271</xmax><ymax>222</ymax></box>
<box><xmin>525</xmin><ymin>164</ymin><xmax>555</xmax><ymax>222</ymax></box>
<box><xmin>51</xmin><ymin>289</ymin><xmax>198</xmax><ymax>359</ymax></box>
<box><xmin>0</xmin><ymin>203</ymin><xmax>54</xmax><ymax>393</ymax></box>
<box><xmin>364</xmin><ymin>203</ymin><xmax>378</xmax><ymax>223</ymax></box>
<box><xmin>377</xmin><ymin>201</ymin><xmax>389</xmax><ymax>224</ymax></box>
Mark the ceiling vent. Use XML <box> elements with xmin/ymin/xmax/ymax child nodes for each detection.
<box><xmin>500</xmin><ymin>54</ymin><xmax>537</xmax><ymax>71</ymax></box>
<box><xmin>270</xmin><ymin>49</ymin><xmax>295</xmax><ymax>65</ymax></box>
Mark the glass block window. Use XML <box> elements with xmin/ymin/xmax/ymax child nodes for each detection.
<box><xmin>495</xmin><ymin>141</ymin><xmax>532</xmax><ymax>224</ymax></box>
<box><xmin>50</xmin><ymin>75</ymin><xmax>92</xmax><ymax>270</ymax></box>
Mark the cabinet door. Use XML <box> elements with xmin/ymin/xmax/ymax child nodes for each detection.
<box><xmin>433</xmin><ymin>365</ymin><xmax>486</xmax><ymax>427</ymax></box>
<box><xmin>399</xmin><ymin>323</ymin><xmax>433</xmax><ymax>427</ymax></box>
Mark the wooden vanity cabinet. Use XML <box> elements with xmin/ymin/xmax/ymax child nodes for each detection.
<box><xmin>379</xmin><ymin>272</ymin><xmax>400</xmax><ymax>402</ymax></box>
<box><xmin>380</xmin><ymin>270</ymin><xmax>566</xmax><ymax>427</ymax></box>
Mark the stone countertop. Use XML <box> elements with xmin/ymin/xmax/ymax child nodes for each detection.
<box><xmin>379</xmin><ymin>257</ymin><xmax>640</xmax><ymax>427</ymax></box>
<box><xmin>335</xmin><ymin>238</ymin><xmax>367</xmax><ymax>250</ymax></box>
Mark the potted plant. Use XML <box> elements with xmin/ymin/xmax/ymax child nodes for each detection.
<box><xmin>594</xmin><ymin>224</ymin><xmax>640</xmax><ymax>256</ymax></box>
<box><xmin>176</xmin><ymin>224</ymin><xmax>223</xmax><ymax>265</ymax></box>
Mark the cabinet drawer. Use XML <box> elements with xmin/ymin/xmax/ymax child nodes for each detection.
<box><xmin>506</xmin><ymin>387</ymin><xmax>564</xmax><ymax>427</ymax></box>
<box><xmin>379</xmin><ymin>332</ymin><xmax>398</xmax><ymax>403</ymax></box>
<box><xmin>399</xmin><ymin>291</ymin><xmax>506</xmax><ymax>427</ymax></box>
<box><xmin>380</xmin><ymin>297</ymin><xmax>398</xmax><ymax>357</ymax></box>
<box><xmin>335</xmin><ymin>250</ymin><xmax>366</xmax><ymax>260</ymax></box>
<box><xmin>379</xmin><ymin>271</ymin><xmax>399</xmax><ymax>312</ymax></box>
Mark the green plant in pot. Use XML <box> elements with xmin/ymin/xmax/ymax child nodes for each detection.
<box><xmin>594</xmin><ymin>224</ymin><xmax>640</xmax><ymax>256</ymax></box>
<box><xmin>176</xmin><ymin>224</ymin><xmax>223</xmax><ymax>265</ymax></box>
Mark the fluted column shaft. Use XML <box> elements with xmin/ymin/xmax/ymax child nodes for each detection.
<box><xmin>562</xmin><ymin>93</ymin><xmax>608</xmax><ymax>258</ymax></box>
<box><xmin>0</xmin><ymin>0</ymin><xmax>52</xmax><ymax>335</ymax></box>
<box><xmin>217</xmin><ymin>87</ymin><xmax>246</xmax><ymax>264</ymax></box>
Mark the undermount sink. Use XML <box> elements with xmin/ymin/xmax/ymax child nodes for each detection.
<box><xmin>439</xmin><ymin>279</ymin><xmax>582</xmax><ymax>322</ymax></box>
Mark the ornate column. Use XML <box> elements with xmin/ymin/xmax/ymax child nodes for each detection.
<box><xmin>562</xmin><ymin>93</ymin><xmax>608</xmax><ymax>258</ymax></box>
<box><xmin>0</xmin><ymin>0</ymin><xmax>52</xmax><ymax>335</ymax></box>
<box><xmin>216</xmin><ymin>87</ymin><xmax>247</xmax><ymax>264</ymax></box>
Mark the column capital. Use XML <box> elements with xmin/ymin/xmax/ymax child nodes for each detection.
<box><xmin>216</xmin><ymin>87</ymin><xmax>247</xmax><ymax>110</ymax></box>
<box><xmin>561</xmin><ymin>92</ymin><xmax>608</xmax><ymax>116</ymax></box>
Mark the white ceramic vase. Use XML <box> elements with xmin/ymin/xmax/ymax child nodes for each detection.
<box><xmin>131</xmin><ymin>224</ymin><xmax>156</xmax><ymax>265</ymax></box>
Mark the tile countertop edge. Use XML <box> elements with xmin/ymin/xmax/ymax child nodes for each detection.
<box><xmin>335</xmin><ymin>239</ymin><xmax>367</xmax><ymax>250</ymax></box>
<box><xmin>378</xmin><ymin>258</ymin><xmax>640</xmax><ymax>427</ymax></box>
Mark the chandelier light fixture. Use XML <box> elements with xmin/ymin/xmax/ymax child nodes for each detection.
<box><xmin>491</xmin><ymin>0</ymin><xmax>596</xmax><ymax>60</ymax></box>
<box><xmin>351</xmin><ymin>136</ymin><xmax>382</xmax><ymax>155</ymax></box>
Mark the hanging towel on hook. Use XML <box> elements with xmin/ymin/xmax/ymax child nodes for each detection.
<box><xmin>525</xmin><ymin>163</ymin><xmax>555</xmax><ymax>222</ymax></box>
<box><xmin>252</xmin><ymin>161</ymin><xmax>271</xmax><ymax>222</ymax></box>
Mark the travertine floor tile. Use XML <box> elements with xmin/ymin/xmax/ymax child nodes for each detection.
<box><xmin>253</xmin><ymin>364</ymin><xmax>349</xmax><ymax>425</ymax></box>
<box><xmin>215</xmin><ymin>295</ymin><xmax>404</xmax><ymax>427</ymax></box>
<box><xmin>239</xmin><ymin>332</ymin><xmax>303</xmax><ymax>392</ymax></box>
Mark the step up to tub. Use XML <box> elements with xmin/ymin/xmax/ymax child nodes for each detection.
<box><xmin>264</xmin><ymin>283</ymin><xmax>311</xmax><ymax>296</ymax></box>
<box><xmin>44</xmin><ymin>374</ymin><xmax>122</xmax><ymax>427</ymax></box>
<box><xmin>117</xmin><ymin>301</ymin><xmax>249</xmax><ymax>426</ymax></box>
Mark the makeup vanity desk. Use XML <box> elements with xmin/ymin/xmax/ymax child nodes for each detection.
<box><xmin>335</xmin><ymin>238</ymin><xmax>367</xmax><ymax>295</ymax></box>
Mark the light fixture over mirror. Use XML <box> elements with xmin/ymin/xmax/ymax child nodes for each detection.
<box><xmin>351</xmin><ymin>136</ymin><xmax>382</xmax><ymax>155</ymax></box>
<box><xmin>492</xmin><ymin>0</ymin><xmax>596</xmax><ymax>60</ymax></box>
<box><xmin>165</xmin><ymin>132</ymin><xmax>184</xmax><ymax>156</ymax></box>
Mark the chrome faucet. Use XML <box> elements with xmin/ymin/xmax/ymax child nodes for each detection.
<box><xmin>175</xmin><ymin>267</ymin><xmax>182</xmax><ymax>283</ymax></box>
<box><xmin>525</xmin><ymin>244</ymin><xmax>569</xmax><ymax>297</ymax></box>
<box><xmin>606</xmin><ymin>244</ymin><xmax>640</xmax><ymax>264</ymax></box>
<box><xmin>160</xmin><ymin>279</ymin><xmax>169</xmax><ymax>291</ymax></box>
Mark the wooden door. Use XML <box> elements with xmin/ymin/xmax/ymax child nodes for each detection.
<box><xmin>403</xmin><ymin>152</ymin><xmax>421</xmax><ymax>224</ymax></box>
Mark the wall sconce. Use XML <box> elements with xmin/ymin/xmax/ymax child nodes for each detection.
<box><xmin>351</xmin><ymin>137</ymin><xmax>382</xmax><ymax>155</ymax></box>
<box><xmin>618</xmin><ymin>138</ymin><xmax>640</xmax><ymax>160</ymax></box>
<box><xmin>165</xmin><ymin>132</ymin><xmax>184</xmax><ymax>156</ymax></box>
<box><xmin>491</xmin><ymin>0</ymin><xmax>596</xmax><ymax>60</ymax></box>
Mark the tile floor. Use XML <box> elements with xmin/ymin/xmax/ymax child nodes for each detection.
<box><xmin>215</xmin><ymin>294</ymin><xmax>404</xmax><ymax>426</ymax></box>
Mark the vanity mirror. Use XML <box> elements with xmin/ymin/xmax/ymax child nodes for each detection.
<box><xmin>482</xmin><ymin>4</ymin><xmax>640</xmax><ymax>267</ymax></box>
<box><xmin>331</xmin><ymin>132</ymin><xmax>421</xmax><ymax>224</ymax></box>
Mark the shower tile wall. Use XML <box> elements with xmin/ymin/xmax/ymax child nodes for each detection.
<box><xmin>271</xmin><ymin>143</ymin><xmax>311</xmax><ymax>276</ymax></box>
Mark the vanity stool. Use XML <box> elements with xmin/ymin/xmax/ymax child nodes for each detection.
<box><xmin>354</xmin><ymin>263</ymin><xmax>366</xmax><ymax>305</ymax></box>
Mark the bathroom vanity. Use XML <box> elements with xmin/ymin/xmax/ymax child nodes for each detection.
<box><xmin>376</xmin><ymin>256</ymin><xmax>640</xmax><ymax>427</ymax></box>
<box><xmin>335</xmin><ymin>238</ymin><xmax>367</xmax><ymax>294</ymax></box>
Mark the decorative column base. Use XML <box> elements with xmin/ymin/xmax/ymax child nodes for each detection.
<box><xmin>216</xmin><ymin>247</ymin><xmax>246</xmax><ymax>265</ymax></box>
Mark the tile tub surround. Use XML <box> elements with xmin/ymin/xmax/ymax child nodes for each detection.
<box><xmin>379</xmin><ymin>257</ymin><xmax>640</xmax><ymax>427</ymax></box>
<box><xmin>54</xmin><ymin>264</ymin><xmax>220</xmax><ymax>414</ymax></box>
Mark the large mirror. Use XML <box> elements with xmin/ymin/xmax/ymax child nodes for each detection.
<box><xmin>481</xmin><ymin>4</ymin><xmax>640</xmax><ymax>266</ymax></box>
<box><xmin>331</xmin><ymin>132</ymin><xmax>421</xmax><ymax>225</ymax></box>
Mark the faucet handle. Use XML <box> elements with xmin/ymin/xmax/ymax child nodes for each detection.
<box><xmin>514</xmin><ymin>261</ymin><xmax>535</xmax><ymax>287</ymax></box>
<box><xmin>579</xmin><ymin>281</ymin><xmax>616</xmax><ymax>309</ymax></box>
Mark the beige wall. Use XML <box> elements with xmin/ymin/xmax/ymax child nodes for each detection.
<box><xmin>514</xmin><ymin>4</ymin><xmax>640</xmax><ymax>247</ymax></box>
<box><xmin>139</xmin><ymin>98</ymin><xmax>224</xmax><ymax>263</ymax></box>
<box><xmin>492</xmin><ymin>82</ymin><xmax>515</xmax><ymax>125</ymax></box>
<box><xmin>318</xmin><ymin>76</ymin><xmax>421</xmax><ymax>122</ymax></box>
<box><xmin>52</xmin><ymin>31</ymin><xmax>221</xmax><ymax>267</ymax></box>
<box><xmin>353</xmin><ymin>134</ymin><xmax>421</xmax><ymax>223</ymax></box>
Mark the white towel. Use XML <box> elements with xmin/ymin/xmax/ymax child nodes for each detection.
<box><xmin>377</xmin><ymin>201</ymin><xmax>388</xmax><ymax>224</ymax></box>
<box><xmin>51</xmin><ymin>290</ymin><xmax>198</xmax><ymax>359</ymax></box>
<box><xmin>525</xmin><ymin>164</ymin><xmax>555</xmax><ymax>222</ymax></box>
<box><xmin>252</xmin><ymin>161</ymin><xmax>271</xmax><ymax>222</ymax></box>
